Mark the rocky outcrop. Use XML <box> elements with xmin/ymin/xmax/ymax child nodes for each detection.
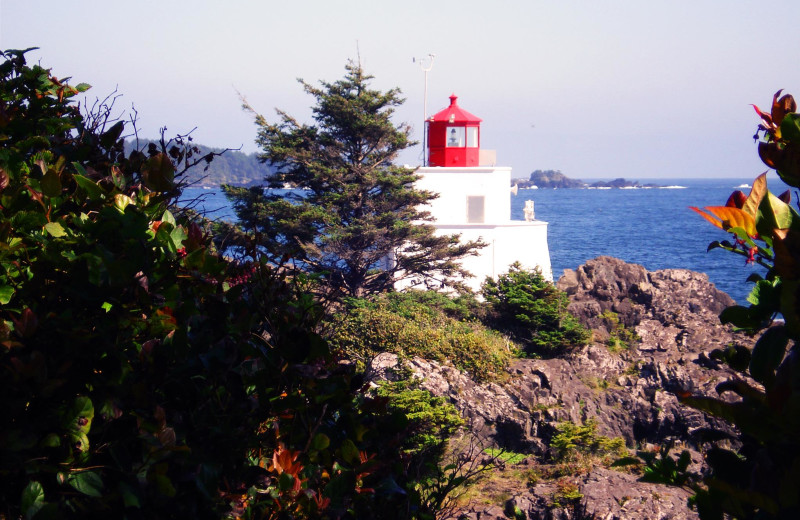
<box><xmin>367</xmin><ymin>257</ymin><xmax>753</xmax><ymax>520</ymax></box>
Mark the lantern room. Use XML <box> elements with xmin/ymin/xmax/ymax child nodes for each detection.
<box><xmin>427</xmin><ymin>94</ymin><xmax>481</xmax><ymax>167</ymax></box>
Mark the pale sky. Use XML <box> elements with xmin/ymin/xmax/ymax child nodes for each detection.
<box><xmin>2</xmin><ymin>1</ymin><xmax>799</xmax><ymax>179</ymax></box>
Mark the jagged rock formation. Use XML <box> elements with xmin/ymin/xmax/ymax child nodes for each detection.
<box><xmin>522</xmin><ymin>170</ymin><xmax>586</xmax><ymax>189</ymax></box>
<box><xmin>368</xmin><ymin>257</ymin><xmax>754</xmax><ymax>519</ymax></box>
<box><xmin>588</xmin><ymin>178</ymin><xmax>661</xmax><ymax>189</ymax></box>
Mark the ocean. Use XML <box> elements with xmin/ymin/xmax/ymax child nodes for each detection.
<box><xmin>180</xmin><ymin>175</ymin><xmax>795</xmax><ymax>304</ymax></box>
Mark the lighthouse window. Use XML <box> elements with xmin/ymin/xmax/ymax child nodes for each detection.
<box><xmin>466</xmin><ymin>127</ymin><xmax>478</xmax><ymax>148</ymax></box>
<box><xmin>466</xmin><ymin>196</ymin><xmax>485</xmax><ymax>223</ymax></box>
<box><xmin>446</xmin><ymin>126</ymin><xmax>465</xmax><ymax>147</ymax></box>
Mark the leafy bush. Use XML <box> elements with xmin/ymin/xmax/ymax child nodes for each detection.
<box><xmin>550</xmin><ymin>418</ymin><xmax>626</xmax><ymax>463</ymax></box>
<box><xmin>328</xmin><ymin>290</ymin><xmax>513</xmax><ymax>382</ymax></box>
<box><xmin>660</xmin><ymin>90</ymin><xmax>800</xmax><ymax>519</ymax></box>
<box><xmin>482</xmin><ymin>263</ymin><xmax>591</xmax><ymax>357</ymax></box>
<box><xmin>0</xmin><ymin>48</ymin><xmax>432</xmax><ymax>520</ymax></box>
<box><xmin>0</xmin><ymin>47</ymin><xmax>264</xmax><ymax>518</ymax></box>
<box><xmin>376</xmin><ymin>379</ymin><xmax>464</xmax><ymax>456</ymax></box>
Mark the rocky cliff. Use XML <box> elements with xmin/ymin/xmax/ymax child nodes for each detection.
<box><xmin>368</xmin><ymin>257</ymin><xmax>754</xmax><ymax>519</ymax></box>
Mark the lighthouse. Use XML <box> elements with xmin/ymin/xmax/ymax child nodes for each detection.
<box><xmin>400</xmin><ymin>95</ymin><xmax>552</xmax><ymax>292</ymax></box>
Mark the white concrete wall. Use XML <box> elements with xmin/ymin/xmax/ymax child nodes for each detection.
<box><xmin>397</xmin><ymin>221</ymin><xmax>552</xmax><ymax>293</ymax></box>
<box><xmin>415</xmin><ymin>167</ymin><xmax>511</xmax><ymax>225</ymax></box>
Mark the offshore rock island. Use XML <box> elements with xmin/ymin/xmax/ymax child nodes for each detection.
<box><xmin>516</xmin><ymin>169</ymin><xmax>665</xmax><ymax>189</ymax></box>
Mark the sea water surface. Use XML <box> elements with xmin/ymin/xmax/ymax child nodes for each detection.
<box><xmin>181</xmin><ymin>175</ymin><xmax>795</xmax><ymax>304</ymax></box>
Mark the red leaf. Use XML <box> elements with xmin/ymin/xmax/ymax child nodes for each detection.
<box><xmin>725</xmin><ymin>190</ymin><xmax>747</xmax><ymax>208</ymax></box>
<box><xmin>772</xmin><ymin>90</ymin><xmax>797</xmax><ymax>126</ymax></box>
<box><xmin>12</xmin><ymin>308</ymin><xmax>38</xmax><ymax>338</ymax></box>
<box><xmin>752</xmin><ymin>104</ymin><xmax>773</xmax><ymax>125</ymax></box>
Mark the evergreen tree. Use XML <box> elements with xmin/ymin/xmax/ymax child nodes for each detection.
<box><xmin>224</xmin><ymin>62</ymin><xmax>483</xmax><ymax>298</ymax></box>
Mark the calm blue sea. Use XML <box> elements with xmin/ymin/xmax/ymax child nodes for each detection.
<box><xmin>181</xmin><ymin>175</ymin><xmax>795</xmax><ymax>304</ymax></box>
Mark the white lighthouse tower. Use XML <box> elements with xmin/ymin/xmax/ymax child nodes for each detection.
<box><xmin>404</xmin><ymin>94</ymin><xmax>552</xmax><ymax>292</ymax></box>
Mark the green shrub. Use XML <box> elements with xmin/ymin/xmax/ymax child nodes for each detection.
<box><xmin>329</xmin><ymin>291</ymin><xmax>513</xmax><ymax>382</ymax></box>
<box><xmin>483</xmin><ymin>448</ymin><xmax>527</xmax><ymax>465</ymax></box>
<box><xmin>376</xmin><ymin>379</ymin><xmax>464</xmax><ymax>456</ymax></box>
<box><xmin>482</xmin><ymin>263</ymin><xmax>591</xmax><ymax>358</ymax></box>
<box><xmin>600</xmin><ymin>310</ymin><xmax>640</xmax><ymax>352</ymax></box>
<box><xmin>550</xmin><ymin>418</ymin><xmax>626</xmax><ymax>462</ymax></box>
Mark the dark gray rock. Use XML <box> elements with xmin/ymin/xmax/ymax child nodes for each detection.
<box><xmin>368</xmin><ymin>257</ymin><xmax>753</xmax><ymax>520</ymax></box>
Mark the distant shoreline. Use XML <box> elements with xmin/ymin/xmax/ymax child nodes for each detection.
<box><xmin>516</xmin><ymin>170</ymin><xmax>679</xmax><ymax>189</ymax></box>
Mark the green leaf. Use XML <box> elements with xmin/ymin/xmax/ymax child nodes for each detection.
<box><xmin>749</xmin><ymin>326</ymin><xmax>789</xmax><ymax>384</ymax></box>
<box><xmin>67</xmin><ymin>471</ymin><xmax>103</xmax><ymax>497</ymax></box>
<box><xmin>21</xmin><ymin>480</ymin><xmax>45</xmax><ymax>519</ymax></box>
<box><xmin>781</xmin><ymin>112</ymin><xmax>800</xmax><ymax>143</ymax></box>
<box><xmin>68</xmin><ymin>396</ymin><xmax>95</xmax><ymax>427</ymax></box>
<box><xmin>43</xmin><ymin>222</ymin><xmax>66</xmax><ymax>237</ymax></box>
<box><xmin>101</xmin><ymin>302</ymin><xmax>113</xmax><ymax>313</ymax></box>
<box><xmin>340</xmin><ymin>438</ymin><xmax>359</xmax><ymax>465</ymax></box>
<box><xmin>747</xmin><ymin>279</ymin><xmax>777</xmax><ymax>306</ymax></box>
<box><xmin>100</xmin><ymin>121</ymin><xmax>124</xmax><ymax>150</ymax></box>
<box><xmin>39</xmin><ymin>433</ymin><xmax>61</xmax><ymax>448</ymax></box>
<box><xmin>40</xmin><ymin>168</ymin><xmax>61</xmax><ymax>197</ymax></box>
<box><xmin>780</xmin><ymin>279</ymin><xmax>800</xmax><ymax>337</ymax></box>
<box><xmin>142</xmin><ymin>153</ymin><xmax>175</xmax><ymax>192</ymax></box>
<box><xmin>72</xmin><ymin>162</ymin><xmax>88</xmax><ymax>176</ymax></box>
<box><xmin>0</xmin><ymin>284</ymin><xmax>14</xmax><ymax>304</ymax></box>
<box><xmin>757</xmin><ymin>191</ymin><xmax>796</xmax><ymax>233</ymax></box>
<box><xmin>719</xmin><ymin>305</ymin><xmax>763</xmax><ymax>330</ymax></box>
<box><xmin>311</xmin><ymin>433</ymin><xmax>330</xmax><ymax>451</ymax></box>
<box><xmin>75</xmin><ymin>82</ymin><xmax>91</xmax><ymax>93</ymax></box>
<box><xmin>73</xmin><ymin>174</ymin><xmax>104</xmax><ymax>201</ymax></box>
<box><xmin>118</xmin><ymin>482</ymin><xmax>141</xmax><ymax>508</ymax></box>
<box><xmin>161</xmin><ymin>209</ymin><xmax>176</xmax><ymax>226</ymax></box>
<box><xmin>169</xmin><ymin>226</ymin><xmax>188</xmax><ymax>251</ymax></box>
<box><xmin>150</xmin><ymin>474</ymin><xmax>176</xmax><ymax>497</ymax></box>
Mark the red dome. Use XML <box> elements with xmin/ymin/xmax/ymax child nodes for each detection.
<box><xmin>429</xmin><ymin>94</ymin><xmax>482</xmax><ymax>124</ymax></box>
<box><xmin>426</xmin><ymin>94</ymin><xmax>481</xmax><ymax>167</ymax></box>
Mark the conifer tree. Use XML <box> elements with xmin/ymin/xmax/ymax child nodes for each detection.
<box><xmin>225</xmin><ymin>62</ymin><xmax>483</xmax><ymax>298</ymax></box>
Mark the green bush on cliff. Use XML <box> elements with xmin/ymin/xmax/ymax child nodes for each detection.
<box><xmin>328</xmin><ymin>290</ymin><xmax>513</xmax><ymax>382</ymax></box>
<box><xmin>482</xmin><ymin>263</ymin><xmax>591</xmax><ymax>357</ymax></box>
<box><xmin>376</xmin><ymin>379</ymin><xmax>464</xmax><ymax>456</ymax></box>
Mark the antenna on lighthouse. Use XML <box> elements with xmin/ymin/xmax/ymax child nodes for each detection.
<box><xmin>413</xmin><ymin>54</ymin><xmax>435</xmax><ymax>166</ymax></box>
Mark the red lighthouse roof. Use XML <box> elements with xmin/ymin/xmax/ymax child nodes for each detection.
<box><xmin>429</xmin><ymin>94</ymin><xmax>482</xmax><ymax>124</ymax></box>
<box><xmin>426</xmin><ymin>94</ymin><xmax>482</xmax><ymax>167</ymax></box>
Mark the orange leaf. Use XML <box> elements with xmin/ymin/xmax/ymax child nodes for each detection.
<box><xmin>690</xmin><ymin>206</ymin><xmax>757</xmax><ymax>236</ymax></box>
<box><xmin>690</xmin><ymin>206</ymin><xmax>726</xmax><ymax>230</ymax></box>
<box><xmin>272</xmin><ymin>445</ymin><xmax>303</xmax><ymax>476</ymax></box>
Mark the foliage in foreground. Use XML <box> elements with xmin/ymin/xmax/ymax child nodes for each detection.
<box><xmin>0</xmin><ymin>48</ymin><xmax>262</xmax><ymax>518</ymax></box>
<box><xmin>0</xmin><ymin>48</ymin><xmax>467</xmax><ymax>520</ymax></box>
<box><xmin>481</xmin><ymin>263</ymin><xmax>591</xmax><ymax>357</ymax></box>
<box><xmin>647</xmin><ymin>90</ymin><xmax>800</xmax><ymax>519</ymax></box>
<box><xmin>327</xmin><ymin>290</ymin><xmax>513</xmax><ymax>382</ymax></box>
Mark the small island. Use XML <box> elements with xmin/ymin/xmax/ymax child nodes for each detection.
<box><xmin>514</xmin><ymin>170</ymin><xmax>664</xmax><ymax>189</ymax></box>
